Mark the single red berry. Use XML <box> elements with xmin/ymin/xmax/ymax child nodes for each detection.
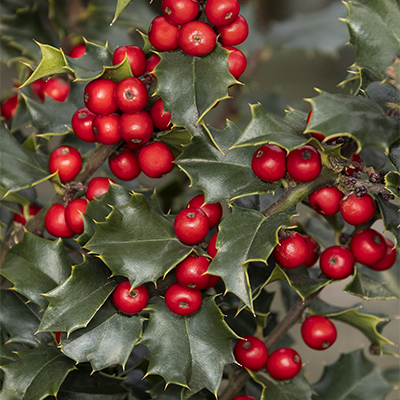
<box><xmin>178</xmin><ymin>21</ymin><xmax>217</xmax><ymax>57</ymax></box>
<box><xmin>203</xmin><ymin>273</ymin><xmax>221</xmax><ymax>289</ymax></box>
<box><xmin>115</xmin><ymin>77</ymin><xmax>148</xmax><ymax>113</ymax></box>
<box><xmin>148</xmin><ymin>16</ymin><xmax>180</xmax><ymax>52</ymax></box>
<box><xmin>223</xmin><ymin>45</ymin><xmax>247</xmax><ymax>80</ymax></box>
<box><xmin>43</xmin><ymin>77</ymin><xmax>70</xmax><ymax>102</ymax></box>
<box><xmin>164</xmin><ymin>282</ymin><xmax>202</xmax><ymax>316</ymax></box>
<box><xmin>174</xmin><ymin>207</ymin><xmax>209</xmax><ymax>245</ymax></box>
<box><xmin>301</xmin><ymin>315</ymin><xmax>337</xmax><ymax>350</ymax></box>
<box><xmin>112</xmin><ymin>45</ymin><xmax>147</xmax><ymax>77</ymax></box>
<box><xmin>339</xmin><ymin>193</ymin><xmax>376</xmax><ymax>226</ymax></box>
<box><xmin>109</xmin><ymin>149</ymin><xmax>141</xmax><ymax>181</ymax></box>
<box><xmin>92</xmin><ymin>114</ymin><xmax>121</xmax><ymax>145</ymax></box>
<box><xmin>217</xmin><ymin>15</ymin><xmax>249</xmax><ymax>46</ymax></box>
<box><xmin>206</xmin><ymin>0</ymin><xmax>240</xmax><ymax>26</ymax></box>
<box><xmin>162</xmin><ymin>0</ymin><xmax>200</xmax><ymax>26</ymax></box>
<box><xmin>145</xmin><ymin>54</ymin><xmax>161</xmax><ymax>78</ymax></box>
<box><xmin>302</xmin><ymin>234</ymin><xmax>320</xmax><ymax>268</ymax></box>
<box><xmin>187</xmin><ymin>194</ymin><xmax>223</xmax><ymax>230</ymax></box>
<box><xmin>266</xmin><ymin>348</ymin><xmax>302</xmax><ymax>380</ymax></box>
<box><xmin>65</xmin><ymin>198</ymin><xmax>88</xmax><ymax>235</ymax></box>
<box><xmin>251</xmin><ymin>144</ymin><xmax>287</xmax><ymax>182</ymax></box>
<box><xmin>149</xmin><ymin>98</ymin><xmax>172</xmax><ymax>131</ymax></box>
<box><xmin>306</xmin><ymin>110</ymin><xmax>326</xmax><ymax>142</ymax></box>
<box><xmin>71</xmin><ymin>107</ymin><xmax>97</xmax><ymax>143</ymax></box>
<box><xmin>350</xmin><ymin>229</ymin><xmax>387</xmax><ymax>266</ymax></box>
<box><xmin>124</xmin><ymin>141</ymin><xmax>144</xmax><ymax>151</ymax></box>
<box><xmin>1</xmin><ymin>95</ymin><xmax>18</xmax><ymax>120</ymax></box>
<box><xmin>30</xmin><ymin>78</ymin><xmax>46</xmax><ymax>101</ymax></box>
<box><xmin>287</xmin><ymin>145</ymin><xmax>321</xmax><ymax>183</ymax></box>
<box><xmin>319</xmin><ymin>245</ymin><xmax>355</xmax><ymax>280</ymax></box>
<box><xmin>232</xmin><ymin>396</ymin><xmax>258</xmax><ymax>400</ymax></box>
<box><xmin>234</xmin><ymin>336</ymin><xmax>268</xmax><ymax>371</ymax></box>
<box><xmin>273</xmin><ymin>231</ymin><xmax>309</xmax><ymax>269</ymax></box>
<box><xmin>119</xmin><ymin>111</ymin><xmax>154</xmax><ymax>145</ymax></box>
<box><xmin>14</xmin><ymin>205</ymin><xmax>41</xmax><ymax>225</ymax></box>
<box><xmin>84</xmin><ymin>78</ymin><xmax>118</xmax><ymax>115</ymax></box>
<box><xmin>208</xmin><ymin>232</ymin><xmax>219</xmax><ymax>258</ymax></box>
<box><xmin>45</xmin><ymin>204</ymin><xmax>75</xmax><ymax>238</ymax></box>
<box><xmin>86</xmin><ymin>177</ymin><xmax>114</xmax><ymax>201</ymax></box>
<box><xmin>368</xmin><ymin>238</ymin><xmax>397</xmax><ymax>271</ymax></box>
<box><xmin>138</xmin><ymin>142</ymin><xmax>175</xmax><ymax>178</ymax></box>
<box><xmin>55</xmin><ymin>331</ymin><xmax>62</xmax><ymax>344</ymax></box>
<box><xmin>112</xmin><ymin>280</ymin><xmax>149</xmax><ymax>315</ymax></box>
<box><xmin>68</xmin><ymin>43</ymin><xmax>85</xmax><ymax>58</ymax></box>
<box><xmin>309</xmin><ymin>186</ymin><xmax>344</xmax><ymax>216</ymax></box>
<box><xmin>49</xmin><ymin>145</ymin><xmax>82</xmax><ymax>183</ymax></box>
<box><xmin>175</xmin><ymin>254</ymin><xmax>211</xmax><ymax>290</ymax></box>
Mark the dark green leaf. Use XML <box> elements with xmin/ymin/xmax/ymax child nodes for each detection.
<box><xmin>0</xmin><ymin>330</ymin><xmax>19</xmax><ymax>366</ymax></box>
<box><xmin>388</xmin><ymin>138</ymin><xmax>400</xmax><ymax>171</ymax></box>
<box><xmin>376</xmin><ymin>196</ymin><xmax>400</xmax><ymax>249</ymax></box>
<box><xmin>156</xmin><ymin>129</ymin><xmax>192</xmax><ymax>159</ymax></box>
<box><xmin>112</xmin><ymin>0</ymin><xmax>133</xmax><ymax>25</ymax></box>
<box><xmin>384</xmin><ymin>171</ymin><xmax>400</xmax><ymax>197</ymax></box>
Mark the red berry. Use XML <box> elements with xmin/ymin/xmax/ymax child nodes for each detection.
<box><xmin>164</xmin><ymin>282</ymin><xmax>202</xmax><ymax>315</ymax></box>
<box><xmin>217</xmin><ymin>15</ymin><xmax>249</xmax><ymax>46</ymax></box>
<box><xmin>124</xmin><ymin>141</ymin><xmax>144</xmax><ymax>151</ymax></box>
<box><xmin>68</xmin><ymin>43</ymin><xmax>85</xmax><ymax>58</ymax></box>
<box><xmin>148</xmin><ymin>16</ymin><xmax>180</xmax><ymax>52</ymax></box>
<box><xmin>273</xmin><ymin>231</ymin><xmax>309</xmax><ymax>269</ymax></box>
<box><xmin>14</xmin><ymin>205</ymin><xmax>41</xmax><ymax>225</ymax></box>
<box><xmin>339</xmin><ymin>193</ymin><xmax>376</xmax><ymax>226</ymax></box>
<box><xmin>178</xmin><ymin>21</ymin><xmax>217</xmax><ymax>57</ymax></box>
<box><xmin>71</xmin><ymin>107</ymin><xmax>97</xmax><ymax>143</ymax></box>
<box><xmin>345</xmin><ymin>153</ymin><xmax>362</xmax><ymax>176</ymax></box>
<box><xmin>368</xmin><ymin>238</ymin><xmax>397</xmax><ymax>271</ymax></box>
<box><xmin>109</xmin><ymin>149</ymin><xmax>141</xmax><ymax>181</ymax></box>
<box><xmin>84</xmin><ymin>78</ymin><xmax>118</xmax><ymax>115</ymax></box>
<box><xmin>208</xmin><ymin>232</ymin><xmax>219</xmax><ymax>258</ymax></box>
<box><xmin>112</xmin><ymin>45</ymin><xmax>147</xmax><ymax>77</ymax></box>
<box><xmin>30</xmin><ymin>78</ymin><xmax>46</xmax><ymax>101</ymax></box>
<box><xmin>43</xmin><ymin>77</ymin><xmax>70</xmax><ymax>102</ymax></box>
<box><xmin>174</xmin><ymin>207</ymin><xmax>209</xmax><ymax>245</ymax></box>
<box><xmin>86</xmin><ymin>177</ymin><xmax>114</xmax><ymax>201</ymax></box>
<box><xmin>301</xmin><ymin>315</ymin><xmax>337</xmax><ymax>350</ymax></box>
<box><xmin>175</xmin><ymin>254</ymin><xmax>211</xmax><ymax>290</ymax></box>
<box><xmin>145</xmin><ymin>54</ymin><xmax>161</xmax><ymax>78</ymax></box>
<box><xmin>65</xmin><ymin>198</ymin><xmax>88</xmax><ymax>235</ymax></box>
<box><xmin>1</xmin><ymin>95</ymin><xmax>18</xmax><ymax>120</ymax></box>
<box><xmin>138</xmin><ymin>142</ymin><xmax>175</xmax><ymax>178</ymax></box>
<box><xmin>55</xmin><ymin>331</ymin><xmax>62</xmax><ymax>344</ymax></box>
<box><xmin>306</xmin><ymin>110</ymin><xmax>326</xmax><ymax>142</ymax></box>
<box><xmin>162</xmin><ymin>0</ymin><xmax>200</xmax><ymax>26</ymax></box>
<box><xmin>266</xmin><ymin>348</ymin><xmax>302</xmax><ymax>380</ymax></box>
<box><xmin>350</xmin><ymin>229</ymin><xmax>387</xmax><ymax>266</ymax></box>
<box><xmin>223</xmin><ymin>45</ymin><xmax>247</xmax><ymax>80</ymax></box>
<box><xmin>287</xmin><ymin>145</ymin><xmax>321</xmax><ymax>183</ymax></box>
<box><xmin>45</xmin><ymin>204</ymin><xmax>75</xmax><ymax>238</ymax></box>
<box><xmin>251</xmin><ymin>144</ymin><xmax>287</xmax><ymax>182</ymax></box>
<box><xmin>92</xmin><ymin>114</ymin><xmax>122</xmax><ymax>145</ymax></box>
<box><xmin>309</xmin><ymin>186</ymin><xmax>344</xmax><ymax>216</ymax></box>
<box><xmin>187</xmin><ymin>194</ymin><xmax>223</xmax><ymax>230</ymax></box>
<box><xmin>119</xmin><ymin>111</ymin><xmax>154</xmax><ymax>145</ymax></box>
<box><xmin>302</xmin><ymin>235</ymin><xmax>320</xmax><ymax>268</ymax></box>
<box><xmin>49</xmin><ymin>145</ymin><xmax>82</xmax><ymax>183</ymax></box>
<box><xmin>149</xmin><ymin>98</ymin><xmax>172</xmax><ymax>131</ymax></box>
<box><xmin>203</xmin><ymin>273</ymin><xmax>221</xmax><ymax>289</ymax></box>
<box><xmin>115</xmin><ymin>77</ymin><xmax>148</xmax><ymax>114</ymax></box>
<box><xmin>232</xmin><ymin>396</ymin><xmax>258</xmax><ymax>400</ymax></box>
<box><xmin>112</xmin><ymin>280</ymin><xmax>149</xmax><ymax>315</ymax></box>
<box><xmin>205</xmin><ymin>0</ymin><xmax>240</xmax><ymax>26</ymax></box>
<box><xmin>320</xmin><ymin>245</ymin><xmax>355</xmax><ymax>280</ymax></box>
<box><xmin>233</xmin><ymin>335</ymin><xmax>268</xmax><ymax>371</ymax></box>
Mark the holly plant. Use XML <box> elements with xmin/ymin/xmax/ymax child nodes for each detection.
<box><xmin>0</xmin><ymin>0</ymin><xmax>399</xmax><ymax>399</ymax></box>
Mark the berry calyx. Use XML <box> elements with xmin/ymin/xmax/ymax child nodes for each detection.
<box><xmin>148</xmin><ymin>16</ymin><xmax>180</xmax><ymax>52</ymax></box>
<box><xmin>86</xmin><ymin>177</ymin><xmax>114</xmax><ymax>201</ymax></box>
<box><xmin>301</xmin><ymin>315</ymin><xmax>337</xmax><ymax>350</ymax></box>
<box><xmin>44</xmin><ymin>204</ymin><xmax>75</xmax><ymax>238</ymax></box>
<box><xmin>287</xmin><ymin>144</ymin><xmax>321</xmax><ymax>183</ymax></box>
<box><xmin>174</xmin><ymin>207</ymin><xmax>209</xmax><ymax>245</ymax></box>
<box><xmin>178</xmin><ymin>21</ymin><xmax>217</xmax><ymax>57</ymax></box>
<box><xmin>138</xmin><ymin>142</ymin><xmax>175</xmax><ymax>178</ymax></box>
<box><xmin>272</xmin><ymin>231</ymin><xmax>309</xmax><ymax>269</ymax></box>
<box><xmin>187</xmin><ymin>194</ymin><xmax>223</xmax><ymax>230</ymax></box>
<box><xmin>339</xmin><ymin>193</ymin><xmax>376</xmax><ymax>226</ymax></box>
<box><xmin>164</xmin><ymin>282</ymin><xmax>202</xmax><ymax>316</ymax></box>
<box><xmin>65</xmin><ymin>198</ymin><xmax>88</xmax><ymax>235</ymax></box>
<box><xmin>350</xmin><ymin>228</ymin><xmax>387</xmax><ymax>266</ymax></box>
<box><xmin>368</xmin><ymin>238</ymin><xmax>397</xmax><ymax>271</ymax></box>
<box><xmin>162</xmin><ymin>0</ymin><xmax>200</xmax><ymax>26</ymax></box>
<box><xmin>217</xmin><ymin>15</ymin><xmax>249</xmax><ymax>46</ymax></box>
<box><xmin>309</xmin><ymin>186</ymin><xmax>344</xmax><ymax>216</ymax></box>
<box><xmin>48</xmin><ymin>145</ymin><xmax>82</xmax><ymax>183</ymax></box>
<box><xmin>319</xmin><ymin>245</ymin><xmax>355</xmax><ymax>280</ymax></box>
<box><xmin>108</xmin><ymin>149</ymin><xmax>141</xmax><ymax>181</ymax></box>
<box><xmin>112</xmin><ymin>45</ymin><xmax>147</xmax><ymax>77</ymax></box>
<box><xmin>251</xmin><ymin>144</ymin><xmax>287</xmax><ymax>182</ymax></box>
<box><xmin>115</xmin><ymin>77</ymin><xmax>148</xmax><ymax>114</ymax></box>
<box><xmin>266</xmin><ymin>348</ymin><xmax>302</xmax><ymax>380</ymax></box>
<box><xmin>84</xmin><ymin>78</ymin><xmax>118</xmax><ymax>115</ymax></box>
<box><xmin>71</xmin><ymin>107</ymin><xmax>97</xmax><ymax>143</ymax></box>
<box><xmin>175</xmin><ymin>254</ymin><xmax>211</xmax><ymax>290</ymax></box>
<box><xmin>112</xmin><ymin>280</ymin><xmax>149</xmax><ymax>315</ymax></box>
<box><xmin>233</xmin><ymin>335</ymin><xmax>268</xmax><ymax>371</ymax></box>
<box><xmin>205</xmin><ymin>0</ymin><xmax>240</xmax><ymax>27</ymax></box>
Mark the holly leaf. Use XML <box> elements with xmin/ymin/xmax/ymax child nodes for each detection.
<box><xmin>376</xmin><ymin>196</ymin><xmax>400</xmax><ymax>249</ymax></box>
<box><xmin>1</xmin><ymin>232</ymin><xmax>73</xmax><ymax>310</ymax></box>
<box><xmin>0</xmin><ymin>343</ymin><xmax>76</xmax><ymax>400</ymax></box>
<box><xmin>149</xmin><ymin>381</ymin><xmax>208</xmax><ymax>400</ymax></box>
<box><xmin>312</xmin><ymin>348</ymin><xmax>393</xmax><ymax>399</ymax></box>
<box><xmin>39</xmin><ymin>257</ymin><xmax>117</xmax><ymax>334</ymax></box>
<box><xmin>112</xmin><ymin>0</ymin><xmax>134</xmax><ymax>25</ymax></box>
<box><xmin>388</xmin><ymin>138</ymin><xmax>400</xmax><ymax>171</ymax></box>
<box><xmin>140</xmin><ymin>298</ymin><xmax>237</xmax><ymax>399</ymax></box>
<box><xmin>176</xmin><ymin>120</ymin><xmax>280</xmax><ymax>204</ymax></box>
<box><xmin>60</xmin><ymin>301</ymin><xmax>144</xmax><ymax>372</ymax></box>
<box><xmin>0</xmin><ymin>330</ymin><xmax>19</xmax><ymax>366</ymax></box>
<box><xmin>84</xmin><ymin>192</ymin><xmax>192</xmax><ymax>288</ymax></box>
<box><xmin>156</xmin><ymin>129</ymin><xmax>192</xmax><ymax>159</ymax></box>
<box><xmin>344</xmin><ymin>0</ymin><xmax>400</xmax><ymax>78</ymax></box>
<box><xmin>384</xmin><ymin>171</ymin><xmax>400</xmax><ymax>198</ymax></box>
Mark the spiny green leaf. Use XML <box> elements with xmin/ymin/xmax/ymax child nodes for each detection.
<box><xmin>385</xmin><ymin>171</ymin><xmax>400</xmax><ymax>197</ymax></box>
<box><xmin>149</xmin><ymin>381</ymin><xmax>208</xmax><ymax>400</ymax></box>
<box><xmin>0</xmin><ymin>330</ymin><xmax>19</xmax><ymax>366</ymax></box>
<box><xmin>156</xmin><ymin>129</ymin><xmax>192</xmax><ymax>159</ymax></box>
<box><xmin>376</xmin><ymin>196</ymin><xmax>400</xmax><ymax>249</ymax></box>
<box><xmin>1</xmin><ymin>232</ymin><xmax>73</xmax><ymax>310</ymax></box>
<box><xmin>112</xmin><ymin>0</ymin><xmax>134</xmax><ymax>25</ymax></box>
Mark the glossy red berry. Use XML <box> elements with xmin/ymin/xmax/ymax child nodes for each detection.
<box><xmin>223</xmin><ymin>45</ymin><xmax>247</xmax><ymax>80</ymax></box>
<box><xmin>339</xmin><ymin>193</ymin><xmax>376</xmax><ymax>226</ymax></box>
<box><xmin>65</xmin><ymin>198</ymin><xmax>88</xmax><ymax>235</ymax></box>
<box><xmin>205</xmin><ymin>0</ymin><xmax>240</xmax><ymax>26</ymax></box>
<box><xmin>43</xmin><ymin>77</ymin><xmax>70</xmax><ymax>102</ymax></box>
<box><xmin>112</xmin><ymin>280</ymin><xmax>149</xmax><ymax>315</ymax></box>
<box><xmin>124</xmin><ymin>141</ymin><xmax>144</xmax><ymax>151</ymax></box>
<box><xmin>302</xmin><ymin>235</ymin><xmax>320</xmax><ymax>268</ymax></box>
<box><xmin>92</xmin><ymin>114</ymin><xmax>121</xmax><ymax>145</ymax></box>
<box><xmin>187</xmin><ymin>194</ymin><xmax>223</xmax><ymax>230</ymax></box>
<box><xmin>115</xmin><ymin>77</ymin><xmax>148</xmax><ymax>114</ymax></box>
<box><xmin>71</xmin><ymin>107</ymin><xmax>97</xmax><ymax>143</ymax></box>
<box><xmin>30</xmin><ymin>78</ymin><xmax>46</xmax><ymax>101</ymax></box>
<box><xmin>49</xmin><ymin>145</ymin><xmax>82</xmax><ymax>183</ymax></box>
<box><xmin>145</xmin><ymin>54</ymin><xmax>161</xmax><ymax>78</ymax></box>
<box><xmin>109</xmin><ymin>149</ymin><xmax>141</xmax><ymax>181</ymax></box>
<box><xmin>174</xmin><ymin>207</ymin><xmax>209</xmax><ymax>245</ymax></box>
<box><xmin>148</xmin><ymin>16</ymin><xmax>180</xmax><ymax>52</ymax></box>
<box><xmin>55</xmin><ymin>331</ymin><xmax>62</xmax><ymax>344</ymax></box>
<box><xmin>232</xmin><ymin>396</ymin><xmax>258</xmax><ymax>400</ymax></box>
<box><xmin>86</xmin><ymin>177</ymin><xmax>114</xmax><ymax>201</ymax></box>
<box><xmin>149</xmin><ymin>98</ymin><xmax>172</xmax><ymax>131</ymax></box>
<box><xmin>217</xmin><ymin>15</ymin><xmax>249</xmax><ymax>46</ymax></box>
<box><xmin>251</xmin><ymin>144</ymin><xmax>287</xmax><ymax>182</ymax></box>
<box><xmin>320</xmin><ymin>245</ymin><xmax>355</xmax><ymax>280</ymax></box>
<box><xmin>350</xmin><ymin>229</ymin><xmax>387</xmax><ymax>266</ymax></box>
<box><xmin>175</xmin><ymin>254</ymin><xmax>211</xmax><ymax>290</ymax></box>
<box><xmin>309</xmin><ymin>186</ymin><xmax>344</xmax><ymax>216</ymax></box>
<box><xmin>306</xmin><ymin>110</ymin><xmax>326</xmax><ymax>142</ymax></box>
<box><xmin>203</xmin><ymin>273</ymin><xmax>221</xmax><ymax>289</ymax></box>
<box><xmin>162</xmin><ymin>0</ymin><xmax>200</xmax><ymax>26</ymax></box>
<box><xmin>14</xmin><ymin>205</ymin><xmax>41</xmax><ymax>225</ymax></box>
<box><xmin>208</xmin><ymin>232</ymin><xmax>219</xmax><ymax>258</ymax></box>
<box><xmin>368</xmin><ymin>238</ymin><xmax>397</xmax><ymax>271</ymax></box>
<box><xmin>178</xmin><ymin>21</ymin><xmax>217</xmax><ymax>57</ymax></box>
<box><xmin>119</xmin><ymin>111</ymin><xmax>153</xmax><ymax>145</ymax></box>
<box><xmin>45</xmin><ymin>204</ymin><xmax>75</xmax><ymax>238</ymax></box>
<box><xmin>233</xmin><ymin>336</ymin><xmax>268</xmax><ymax>371</ymax></box>
<box><xmin>301</xmin><ymin>315</ymin><xmax>337</xmax><ymax>350</ymax></box>
<box><xmin>273</xmin><ymin>231</ymin><xmax>309</xmax><ymax>269</ymax></box>
<box><xmin>138</xmin><ymin>142</ymin><xmax>175</xmax><ymax>178</ymax></box>
<box><xmin>287</xmin><ymin>145</ymin><xmax>321</xmax><ymax>183</ymax></box>
<box><xmin>112</xmin><ymin>45</ymin><xmax>147</xmax><ymax>77</ymax></box>
<box><xmin>84</xmin><ymin>78</ymin><xmax>118</xmax><ymax>115</ymax></box>
<box><xmin>1</xmin><ymin>95</ymin><xmax>18</xmax><ymax>120</ymax></box>
<box><xmin>164</xmin><ymin>282</ymin><xmax>202</xmax><ymax>315</ymax></box>
<box><xmin>68</xmin><ymin>43</ymin><xmax>85</xmax><ymax>58</ymax></box>
<box><xmin>266</xmin><ymin>348</ymin><xmax>302</xmax><ymax>380</ymax></box>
